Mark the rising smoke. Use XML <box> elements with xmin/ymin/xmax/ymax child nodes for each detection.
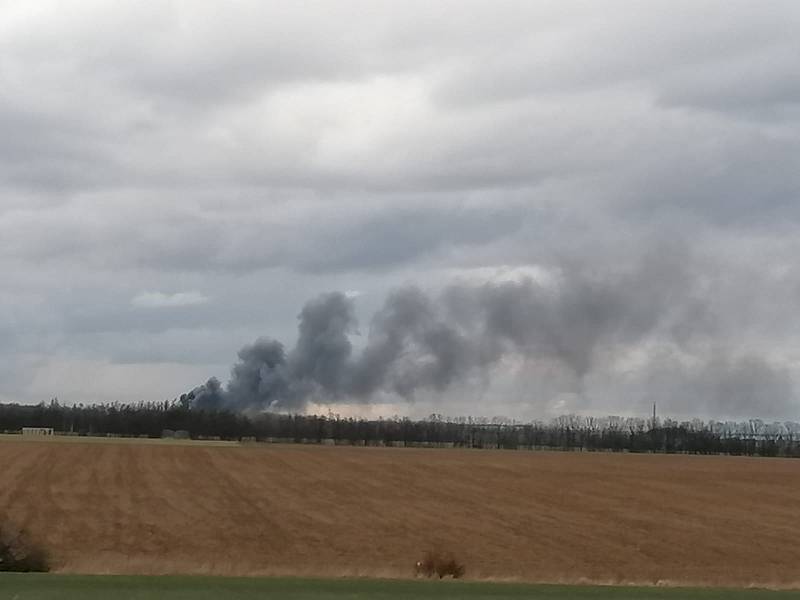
<box><xmin>189</xmin><ymin>248</ymin><xmax>797</xmax><ymax>418</ymax></box>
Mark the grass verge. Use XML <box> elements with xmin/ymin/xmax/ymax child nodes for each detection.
<box><xmin>1</xmin><ymin>574</ymin><xmax>799</xmax><ymax>600</ymax></box>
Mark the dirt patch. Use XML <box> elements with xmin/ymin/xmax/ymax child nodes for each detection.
<box><xmin>0</xmin><ymin>440</ymin><xmax>798</xmax><ymax>587</ymax></box>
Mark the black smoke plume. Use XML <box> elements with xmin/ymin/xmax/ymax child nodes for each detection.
<box><xmin>188</xmin><ymin>250</ymin><xmax>695</xmax><ymax>411</ymax></box>
<box><xmin>188</xmin><ymin>248</ymin><xmax>796</xmax><ymax>418</ymax></box>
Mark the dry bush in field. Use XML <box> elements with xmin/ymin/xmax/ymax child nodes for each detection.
<box><xmin>414</xmin><ymin>550</ymin><xmax>465</xmax><ymax>579</ymax></box>
<box><xmin>0</xmin><ymin>520</ymin><xmax>49</xmax><ymax>572</ymax></box>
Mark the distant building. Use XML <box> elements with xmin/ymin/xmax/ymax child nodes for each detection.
<box><xmin>22</xmin><ymin>427</ymin><xmax>54</xmax><ymax>436</ymax></box>
<box><xmin>161</xmin><ymin>429</ymin><xmax>190</xmax><ymax>440</ymax></box>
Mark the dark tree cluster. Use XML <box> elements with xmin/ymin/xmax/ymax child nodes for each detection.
<box><xmin>1</xmin><ymin>398</ymin><xmax>798</xmax><ymax>458</ymax></box>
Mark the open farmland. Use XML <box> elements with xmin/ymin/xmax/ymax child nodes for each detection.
<box><xmin>0</xmin><ymin>438</ymin><xmax>798</xmax><ymax>589</ymax></box>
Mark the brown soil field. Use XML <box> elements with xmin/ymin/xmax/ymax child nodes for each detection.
<box><xmin>0</xmin><ymin>439</ymin><xmax>798</xmax><ymax>588</ymax></box>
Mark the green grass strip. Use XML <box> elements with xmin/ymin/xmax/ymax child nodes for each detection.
<box><xmin>1</xmin><ymin>574</ymin><xmax>799</xmax><ymax>600</ymax></box>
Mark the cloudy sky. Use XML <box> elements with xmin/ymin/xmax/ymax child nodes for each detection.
<box><xmin>2</xmin><ymin>1</ymin><xmax>800</xmax><ymax>421</ymax></box>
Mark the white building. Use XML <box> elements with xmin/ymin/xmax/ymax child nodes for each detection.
<box><xmin>21</xmin><ymin>427</ymin><xmax>54</xmax><ymax>436</ymax></box>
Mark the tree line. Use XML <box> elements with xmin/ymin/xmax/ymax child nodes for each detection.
<box><xmin>1</xmin><ymin>398</ymin><xmax>798</xmax><ymax>457</ymax></box>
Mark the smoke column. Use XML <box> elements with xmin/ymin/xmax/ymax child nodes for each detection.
<box><xmin>185</xmin><ymin>249</ymin><xmax>689</xmax><ymax>411</ymax></box>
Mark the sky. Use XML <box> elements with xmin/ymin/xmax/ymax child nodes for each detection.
<box><xmin>1</xmin><ymin>1</ymin><xmax>800</xmax><ymax>421</ymax></box>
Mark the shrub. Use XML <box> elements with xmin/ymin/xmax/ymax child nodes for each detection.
<box><xmin>0</xmin><ymin>521</ymin><xmax>49</xmax><ymax>572</ymax></box>
<box><xmin>414</xmin><ymin>550</ymin><xmax>465</xmax><ymax>579</ymax></box>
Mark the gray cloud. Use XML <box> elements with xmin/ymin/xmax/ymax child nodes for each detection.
<box><xmin>296</xmin><ymin>204</ymin><xmax>526</xmax><ymax>272</ymax></box>
<box><xmin>1</xmin><ymin>1</ymin><xmax>800</xmax><ymax>419</ymax></box>
<box><xmin>657</xmin><ymin>44</ymin><xmax>800</xmax><ymax>116</ymax></box>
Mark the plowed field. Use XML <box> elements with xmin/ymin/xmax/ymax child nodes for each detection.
<box><xmin>1</xmin><ymin>439</ymin><xmax>798</xmax><ymax>588</ymax></box>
